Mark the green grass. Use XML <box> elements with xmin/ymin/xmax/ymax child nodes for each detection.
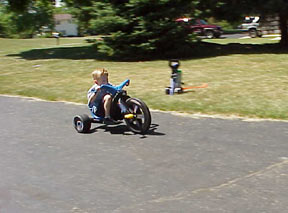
<box><xmin>1</xmin><ymin>37</ymin><xmax>288</xmax><ymax>120</ymax></box>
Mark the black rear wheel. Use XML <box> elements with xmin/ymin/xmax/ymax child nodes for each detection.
<box><xmin>205</xmin><ymin>30</ymin><xmax>214</xmax><ymax>39</ymax></box>
<box><xmin>124</xmin><ymin>98</ymin><xmax>151</xmax><ymax>134</ymax></box>
<box><xmin>249</xmin><ymin>28</ymin><xmax>257</xmax><ymax>38</ymax></box>
<box><xmin>73</xmin><ymin>114</ymin><xmax>91</xmax><ymax>133</ymax></box>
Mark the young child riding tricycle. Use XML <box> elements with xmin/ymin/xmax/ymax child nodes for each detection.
<box><xmin>73</xmin><ymin>68</ymin><xmax>151</xmax><ymax>134</ymax></box>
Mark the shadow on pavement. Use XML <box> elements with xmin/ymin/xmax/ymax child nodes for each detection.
<box><xmin>88</xmin><ymin>123</ymin><xmax>165</xmax><ymax>137</ymax></box>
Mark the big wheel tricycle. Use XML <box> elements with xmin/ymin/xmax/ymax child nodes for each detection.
<box><xmin>73</xmin><ymin>79</ymin><xmax>151</xmax><ymax>134</ymax></box>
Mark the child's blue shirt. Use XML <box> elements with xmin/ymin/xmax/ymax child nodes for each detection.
<box><xmin>87</xmin><ymin>83</ymin><xmax>111</xmax><ymax>109</ymax></box>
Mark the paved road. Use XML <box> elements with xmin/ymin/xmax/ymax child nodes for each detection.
<box><xmin>222</xmin><ymin>33</ymin><xmax>246</xmax><ymax>39</ymax></box>
<box><xmin>1</xmin><ymin>95</ymin><xmax>288</xmax><ymax>213</ymax></box>
<box><xmin>200</xmin><ymin>33</ymin><xmax>247</xmax><ymax>39</ymax></box>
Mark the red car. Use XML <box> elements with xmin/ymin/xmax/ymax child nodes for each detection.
<box><xmin>176</xmin><ymin>18</ymin><xmax>223</xmax><ymax>39</ymax></box>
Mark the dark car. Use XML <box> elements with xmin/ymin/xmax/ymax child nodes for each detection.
<box><xmin>176</xmin><ymin>18</ymin><xmax>223</xmax><ymax>38</ymax></box>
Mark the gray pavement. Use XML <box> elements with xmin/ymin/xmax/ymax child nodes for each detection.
<box><xmin>222</xmin><ymin>33</ymin><xmax>247</xmax><ymax>39</ymax></box>
<box><xmin>1</xmin><ymin>95</ymin><xmax>288</xmax><ymax>213</ymax></box>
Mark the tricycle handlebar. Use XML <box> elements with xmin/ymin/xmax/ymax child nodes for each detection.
<box><xmin>100</xmin><ymin>79</ymin><xmax>130</xmax><ymax>96</ymax></box>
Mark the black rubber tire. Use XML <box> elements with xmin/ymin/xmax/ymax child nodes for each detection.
<box><xmin>176</xmin><ymin>87</ymin><xmax>183</xmax><ymax>94</ymax></box>
<box><xmin>124</xmin><ymin>98</ymin><xmax>151</xmax><ymax>134</ymax></box>
<box><xmin>249</xmin><ymin>29</ymin><xmax>257</xmax><ymax>38</ymax></box>
<box><xmin>214</xmin><ymin>33</ymin><xmax>221</xmax><ymax>38</ymax></box>
<box><xmin>165</xmin><ymin>87</ymin><xmax>170</xmax><ymax>95</ymax></box>
<box><xmin>73</xmin><ymin>114</ymin><xmax>91</xmax><ymax>133</ymax></box>
<box><xmin>205</xmin><ymin>30</ymin><xmax>214</xmax><ymax>39</ymax></box>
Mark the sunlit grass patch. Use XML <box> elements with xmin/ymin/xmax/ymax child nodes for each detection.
<box><xmin>0</xmin><ymin>37</ymin><xmax>287</xmax><ymax>120</ymax></box>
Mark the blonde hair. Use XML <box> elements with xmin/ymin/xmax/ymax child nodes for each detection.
<box><xmin>91</xmin><ymin>68</ymin><xmax>108</xmax><ymax>81</ymax></box>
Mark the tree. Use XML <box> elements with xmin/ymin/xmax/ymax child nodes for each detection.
<box><xmin>62</xmin><ymin>0</ymin><xmax>197</xmax><ymax>59</ymax></box>
<box><xmin>7</xmin><ymin>0</ymin><xmax>55</xmax><ymax>12</ymax></box>
<box><xmin>3</xmin><ymin>0</ymin><xmax>54</xmax><ymax>38</ymax></box>
<box><xmin>7</xmin><ymin>0</ymin><xmax>288</xmax><ymax>49</ymax></box>
<box><xmin>7</xmin><ymin>0</ymin><xmax>30</xmax><ymax>12</ymax></box>
<box><xmin>252</xmin><ymin>0</ymin><xmax>288</xmax><ymax>46</ymax></box>
<box><xmin>240</xmin><ymin>0</ymin><xmax>288</xmax><ymax>46</ymax></box>
<box><xmin>62</xmin><ymin>0</ymin><xmax>288</xmax><ymax>57</ymax></box>
<box><xmin>198</xmin><ymin>0</ymin><xmax>288</xmax><ymax>46</ymax></box>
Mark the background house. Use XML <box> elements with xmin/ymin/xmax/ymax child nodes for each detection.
<box><xmin>54</xmin><ymin>14</ymin><xmax>78</xmax><ymax>36</ymax></box>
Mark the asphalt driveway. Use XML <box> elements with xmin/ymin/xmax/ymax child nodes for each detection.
<box><xmin>1</xmin><ymin>95</ymin><xmax>288</xmax><ymax>213</ymax></box>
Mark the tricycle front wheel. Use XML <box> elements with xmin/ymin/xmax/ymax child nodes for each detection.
<box><xmin>124</xmin><ymin>98</ymin><xmax>151</xmax><ymax>134</ymax></box>
<box><xmin>73</xmin><ymin>114</ymin><xmax>91</xmax><ymax>133</ymax></box>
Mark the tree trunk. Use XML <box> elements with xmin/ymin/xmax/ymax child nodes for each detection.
<box><xmin>279</xmin><ymin>12</ymin><xmax>288</xmax><ymax>47</ymax></box>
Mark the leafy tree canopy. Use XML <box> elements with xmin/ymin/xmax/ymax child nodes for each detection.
<box><xmin>206</xmin><ymin>0</ymin><xmax>288</xmax><ymax>45</ymax></box>
<box><xmin>63</xmin><ymin>0</ymin><xmax>198</xmax><ymax>59</ymax></box>
<box><xmin>64</xmin><ymin>0</ymin><xmax>288</xmax><ymax>56</ymax></box>
<box><xmin>6</xmin><ymin>0</ymin><xmax>288</xmax><ymax>51</ymax></box>
<box><xmin>3</xmin><ymin>0</ymin><xmax>54</xmax><ymax>38</ymax></box>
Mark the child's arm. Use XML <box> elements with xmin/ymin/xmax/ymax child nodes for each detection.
<box><xmin>89</xmin><ymin>90</ymin><xmax>100</xmax><ymax>103</ymax></box>
<box><xmin>87</xmin><ymin>87</ymin><xmax>100</xmax><ymax>106</ymax></box>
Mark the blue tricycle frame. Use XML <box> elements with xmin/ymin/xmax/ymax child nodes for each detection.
<box><xmin>73</xmin><ymin>79</ymin><xmax>151</xmax><ymax>134</ymax></box>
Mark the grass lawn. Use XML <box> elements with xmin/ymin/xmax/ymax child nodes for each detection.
<box><xmin>1</xmin><ymin>36</ymin><xmax>288</xmax><ymax>120</ymax></box>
